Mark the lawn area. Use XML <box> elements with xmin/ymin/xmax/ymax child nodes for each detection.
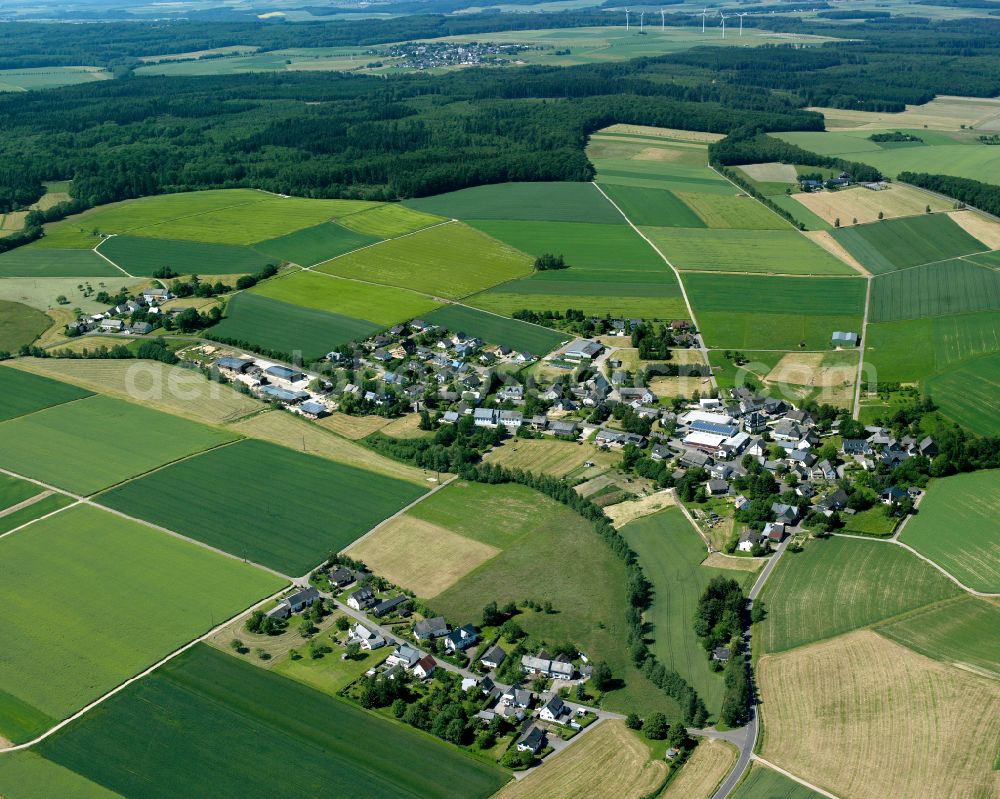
<box><xmin>209</xmin><ymin>292</ymin><xmax>380</xmax><ymax>358</ymax></box>
<box><xmin>252</xmin><ymin>222</ymin><xmax>379</xmax><ymax>266</ymax></box>
<box><xmin>424</xmin><ymin>482</ymin><xmax>680</xmax><ymax>719</ymax></box>
<box><xmin>684</xmin><ymin>273</ymin><xmax>865</xmax><ymax>349</ymax></box>
<box><xmin>272</xmin><ymin>638</ymin><xmax>391</xmax><ymax>695</ymax></box>
<box><xmin>597</xmin><ymin>183</ymin><xmax>705</xmax><ymax>228</ymax></box>
<box><xmin>99</xmin><ymin>235</ymin><xmax>274</xmax><ymax>276</ymax></box>
<box><xmin>468</xmin><ymin>220</ymin><xmax>665</xmax><ymax>272</ymax></box>
<box><xmin>706</xmin><ymin>350</ymin><xmax>785</xmax><ymax>391</ymax></box>
<box><xmin>730</xmin><ymin>765</ymin><xmax>824</xmax><ymax>799</ymax></box>
<box><xmin>868</xmin><ymin>258</ymin><xmax>1000</xmax><ymax>322</ymax></box>
<box><xmin>757</xmin><ymin>537</ymin><xmax>961</xmax><ymax>654</ymax></box>
<box><xmin>621</xmin><ymin>509</ymin><xmax>753</xmax><ymax>719</ymax></box>
<box><xmin>925</xmin><ymin>351</ymin><xmax>1000</xmax><ymax>436</ymax></box>
<box><xmin>840</xmin><ymin>506</ymin><xmax>898</xmax><ymax>536</ymax></box>
<box><xmin>0</xmin><ymin>276</ymin><xmax>139</xmax><ymax>314</ymax></box>
<box><xmin>97</xmin><ymin>439</ymin><xmax>426</xmax><ymax>576</ymax></box>
<box><xmin>0</xmin><ymin>299</ymin><xmax>49</xmax><ymax>352</ymax></box>
<box><xmin>486</xmin><ymin>439</ymin><xmax>618</xmax><ymax>478</ymax></box>
<box><xmin>315</xmin><ymin>222</ymin><xmax>532</xmax><ymax>299</ymax></box>
<box><xmin>404</xmin><ymin>181</ymin><xmax>624</xmax><ymax>224</ymax></box>
<box><xmin>673</xmin><ymin>191</ymin><xmax>790</xmax><ymax>230</ymax></box>
<box><xmin>0</xmin><ymin>752</ymin><xmax>120</xmax><ymax>799</ymax></box>
<box><xmin>829</xmin><ymin>214</ymin><xmax>987</xmax><ymax>275</ymax></box>
<box><xmin>10</xmin><ymin>357</ymin><xmax>262</xmax><ymax>426</ymax></box>
<box><xmin>37</xmin><ymin>644</ymin><xmax>509</xmax><ymax>799</ymax></box>
<box><xmin>0</xmin><ymin>504</ymin><xmax>283</xmax><ymax>743</ymax></box>
<box><xmin>875</xmin><ymin>596</ymin><xmax>1000</xmax><ymax>677</ymax></box>
<box><xmin>642</xmin><ymin>227</ymin><xmax>855</xmax><ymax>275</ymax></box>
<box><xmin>899</xmin><ymin>470</ymin><xmax>1000</xmax><ymax>592</ymax></box>
<box><xmin>336</xmin><ymin>203</ymin><xmax>445</xmax><ymax>237</ymax></box>
<box><xmin>757</xmin><ymin>630</ymin><xmax>1000</xmax><ymax>799</ymax></box>
<box><xmin>0</xmin><ymin>249</ymin><xmax>117</xmax><ymax>277</ymax></box>
<box><xmin>0</xmin><ymin>394</ymin><xmax>235</xmax><ymax>495</ymax></box>
<box><xmin>492</xmin><ymin>720</ymin><xmax>666</xmax><ymax>799</ymax></box>
<box><xmin>423</xmin><ymin>304</ymin><xmax>564</xmax><ymax>355</ymax></box>
<box><xmin>252</xmin><ymin>269</ymin><xmax>440</xmax><ymax>326</ymax></box>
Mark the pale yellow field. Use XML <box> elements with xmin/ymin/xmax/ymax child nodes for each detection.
<box><xmin>702</xmin><ymin>552</ymin><xmax>764</xmax><ymax>572</ymax></box>
<box><xmin>0</xmin><ymin>210</ymin><xmax>27</xmax><ymax>231</ymax></box>
<box><xmin>648</xmin><ymin>374</ymin><xmax>711</xmax><ymax>399</ymax></box>
<box><xmin>635</xmin><ymin>146</ymin><xmax>689</xmax><ymax>162</ymax></box>
<box><xmin>802</xmin><ymin>230</ymin><xmax>868</xmax><ymax>274</ymax></box>
<box><xmin>317</xmin><ymin>412</ymin><xmax>391</xmax><ymax>439</ymax></box>
<box><xmin>793</xmin><ymin>184</ymin><xmax>951</xmax><ymax>226</ymax></box>
<box><xmin>765</xmin><ymin>352</ymin><xmax>856</xmax><ymax>408</ymax></box>
<box><xmin>229</xmin><ymin>411</ymin><xmax>430</xmax><ymax>486</ymax></box>
<box><xmin>34</xmin><ymin>309</ymin><xmax>73</xmax><ymax>348</ymax></box>
<box><xmin>739</xmin><ymin>162</ymin><xmax>798</xmax><ymax>183</ymax></box>
<box><xmin>661</xmin><ymin>738</ymin><xmax>738</xmax><ymax>799</ymax></box>
<box><xmin>758</xmin><ymin>630</ymin><xmax>1000</xmax><ymax>799</ymax></box>
<box><xmin>378</xmin><ymin>413</ymin><xmax>433</xmax><ymax>439</ymax></box>
<box><xmin>493</xmin><ymin>720</ymin><xmax>667</xmax><ymax>799</ymax></box>
<box><xmin>949</xmin><ymin>210</ymin><xmax>1000</xmax><ymax>250</ymax></box>
<box><xmin>605</xmin><ymin>490</ymin><xmax>676</xmax><ymax>528</ymax></box>
<box><xmin>346</xmin><ymin>515</ymin><xmax>499</xmax><ymax>598</ymax></box>
<box><xmin>487</xmin><ymin>439</ymin><xmax>617</xmax><ymax>478</ymax></box>
<box><xmin>600</xmin><ymin>124</ymin><xmax>725</xmax><ymax>143</ymax></box>
<box><xmin>811</xmin><ymin>95</ymin><xmax>1000</xmax><ymax>131</ymax></box>
<box><xmin>10</xmin><ymin>357</ymin><xmax>262</xmax><ymax>425</ymax></box>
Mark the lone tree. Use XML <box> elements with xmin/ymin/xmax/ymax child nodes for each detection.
<box><xmin>643</xmin><ymin>712</ymin><xmax>670</xmax><ymax>740</ymax></box>
<box><xmin>590</xmin><ymin>661</ymin><xmax>614</xmax><ymax>692</ymax></box>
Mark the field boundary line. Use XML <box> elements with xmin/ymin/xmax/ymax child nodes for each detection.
<box><xmin>0</xmin><ymin>585</ymin><xmax>290</xmax><ymax>754</ymax></box>
<box><xmin>673</xmin><ymin>268</ymin><xmax>862</xmax><ymax>279</ymax></box>
<box><xmin>0</xmin><ymin>499</ymin><xmax>82</xmax><ymax>542</ymax></box>
<box><xmin>832</xmin><ymin>532</ymin><xmax>1000</xmax><ymax>597</ymax></box>
<box><xmin>867</xmin><ymin>246</ymin><xmax>997</xmax><ymax>279</ymax></box>
<box><xmin>852</xmin><ymin>273</ymin><xmax>872</xmax><ymax>419</ymax></box>
<box><xmin>302</xmin><ymin>217</ymin><xmax>457</xmax><ymax>269</ymax></box>
<box><xmin>0</xmin><ymin>389</ymin><xmax>96</xmax><ymax>423</ymax></box>
<box><xmin>0</xmin><ymin>489</ymin><xmax>54</xmax><ymax>519</ymax></box>
<box><xmin>750</xmin><ymin>756</ymin><xmax>841</xmax><ymax>799</ymax></box>
<box><xmin>92</xmin><ymin>238</ymin><xmax>134</xmax><ymax>278</ymax></box>
<box><xmin>591</xmin><ymin>181</ymin><xmax>717</xmax><ymax>392</ymax></box>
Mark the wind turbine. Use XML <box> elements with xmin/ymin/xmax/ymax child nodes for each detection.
<box><xmin>737</xmin><ymin>11</ymin><xmax>747</xmax><ymax>36</ymax></box>
<box><xmin>660</xmin><ymin>8</ymin><xmax>665</xmax><ymax>30</ymax></box>
<box><xmin>700</xmin><ymin>7</ymin><xmax>709</xmax><ymax>33</ymax></box>
<box><xmin>626</xmin><ymin>7</ymin><xmax>630</xmax><ymax>30</ymax></box>
<box><xmin>719</xmin><ymin>11</ymin><xmax>727</xmax><ymax>38</ymax></box>
<box><xmin>639</xmin><ymin>10</ymin><xmax>645</xmax><ymax>31</ymax></box>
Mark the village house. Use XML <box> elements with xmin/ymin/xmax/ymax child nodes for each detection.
<box><xmin>480</xmin><ymin>644</ymin><xmax>506</xmax><ymax>670</ymax></box>
<box><xmin>444</xmin><ymin>624</ymin><xmax>479</xmax><ymax>653</ymax></box>
<box><xmin>371</xmin><ymin>594</ymin><xmax>409</xmax><ymax>617</ymax></box>
<box><xmin>517</xmin><ymin>727</ymin><xmax>546</xmax><ymax>754</ymax></box>
<box><xmin>521</xmin><ymin>654</ymin><xmax>574</xmax><ymax>680</ymax></box>
<box><xmin>413</xmin><ymin>616</ymin><xmax>449</xmax><ymax>641</ymax></box>
<box><xmin>328</xmin><ymin>568</ymin><xmax>356</xmax><ymax>589</ymax></box>
<box><xmin>412</xmin><ymin>655</ymin><xmax>437</xmax><ymax>680</ymax></box>
<box><xmin>538</xmin><ymin>695</ymin><xmax>571</xmax><ymax>725</ymax></box>
<box><xmin>386</xmin><ymin>644</ymin><xmax>422</xmax><ymax>669</ymax></box>
<box><xmin>351</xmin><ymin>623</ymin><xmax>385</xmax><ymax>650</ymax></box>
<box><xmin>346</xmin><ymin>586</ymin><xmax>376</xmax><ymax>611</ymax></box>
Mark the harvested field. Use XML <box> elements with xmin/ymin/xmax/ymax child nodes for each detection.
<box><xmin>948</xmin><ymin>210</ymin><xmax>1000</xmax><ymax>250</ymax></box>
<box><xmin>702</xmin><ymin>552</ymin><xmax>764</xmax><ymax>572</ymax></box>
<box><xmin>229</xmin><ymin>411</ymin><xmax>428</xmax><ymax>485</ymax></box>
<box><xmin>318</xmin><ymin>413</ymin><xmax>391</xmax><ymax>439</ymax></box>
<box><xmin>599</xmin><ymin>124</ymin><xmax>725</xmax><ymax>143</ymax></box>
<box><xmin>493</xmin><ymin>720</ymin><xmax>665</xmax><ymax>799</ymax></box>
<box><xmin>661</xmin><ymin>738</ymin><xmax>738</xmax><ymax>799</ymax></box>
<box><xmin>648</xmin><ymin>374</ymin><xmax>711</xmax><ymax>399</ymax></box>
<box><xmin>486</xmin><ymin>439</ymin><xmax>615</xmax><ymax>478</ymax></box>
<box><xmin>738</xmin><ymin>162</ymin><xmax>798</xmax><ymax>183</ymax></box>
<box><xmin>346</xmin><ymin>516</ymin><xmax>500</xmax><ymax>598</ymax></box>
<box><xmin>0</xmin><ymin>276</ymin><xmax>143</xmax><ymax>313</ymax></box>
<box><xmin>757</xmin><ymin>630</ymin><xmax>1000</xmax><ymax>799</ymax></box>
<box><xmin>801</xmin><ymin>229</ymin><xmax>868</xmax><ymax>274</ymax></box>
<box><xmin>604</xmin><ymin>490</ymin><xmax>676</xmax><ymax>527</ymax></box>
<box><xmin>11</xmin><ymin>357</ymin><xmax>261</xmax><ymax>425</ymax></box>
<box><xmin>811</xmin><ymin>96</ymin><xmax>1000</xmax><ymax>131</ymax></box>
<box><xmin>765</xmin><ymin>351</ymin><xmax>857</xmax><ymax>406</ymax></box>
<box><xmin>792</xmin><ymin>184</ymin><xmax>950</xmax><ymax>226</ymax></box>
<box><xmin>377</xmin><ymin>414</ymin><xmax>431</xmax><ymax>439</ymax></box>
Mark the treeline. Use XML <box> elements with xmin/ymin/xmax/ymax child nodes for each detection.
<box><xmin>43</xmin><ymin>338</ymin><xmax>178</xmax><ymax>364</ymax></box>
<box><xmin>898</xmin><ymin>172</ymin><xmax>1000</xmax><ymax>217</ymax></box>
<box><xmin>709</xmin><ymin>130</ymin><xmax>882</xmax><ymax>183</ymax></box>
<box><xmin>693</xmin><ymin>577</ymin><xmax>750</xmax><ymax>727</ymax></box>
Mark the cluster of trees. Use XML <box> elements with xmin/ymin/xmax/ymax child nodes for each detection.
<box><xmin>366</xmin><ymin>412</ymin><xmax>502</xmax><ymax>473</ymax></box>
<box><xmin>234</xmin><ymin>263</ymin><xmax>279</xmax><ymax>291</ymax></box>
<box><xmin>47</xmin><ymin>338</ymin><xmax>178</xmax><ymax>364</ymax></box>
<box><xmin>643</xmin><ymin>362</ymin><xmax>710</xmax><ymax>379</ymax></box>
<box><xmin>533</xmin><ymin>253</ymin><xmax>569</xmax><ymax>271</ymax></box>
<box><xmin>694</xmin><ymin>578</ymin><xmax>750</xmax><ymax>727</ymax></box>
<box><xmin>625</xmin><ymin>712</ymin><xmax>691</xmax><ymax>748</ymax></box>
<box><xmin>631</xmin><ymin>323</ymin><xmax>676</xmax><ymax>360</ymax></box>
<box><xmin>168</xmin><ymin>274</ymin><xmax>232</xmax><ymax>299</ymax></box>
<box><xmin>869</xmin><ymin>131</ymin><xmax>922</xmax><ymax>143</ymax></box>
<box><xmin>245</xmin><ymin>608</ymin><xmax>286</xmax><ymax>636</ymax></box>
<box><xmin>897</xmin><ymin>172</ymin><xmax>1000</xmax><ymax>217</ymax></box>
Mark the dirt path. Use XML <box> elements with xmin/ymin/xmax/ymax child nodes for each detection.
<box><xmin>852</xmin><ymin>273</ymin><xmax>872</xmax><ymax>420</ymax></box>
<box><xmin>0</xmin><ymin>490</ymin><xmax>53</xmax><ymax>519</ymax></box>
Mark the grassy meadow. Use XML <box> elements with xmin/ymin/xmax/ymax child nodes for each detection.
<box><xmin>37</xmin><ymin>645</ymin><xmax>509</xmax><ymax>799</ymax></box>
<box><xmin>899</xmin><ymin>470</ymin><xmax>1000</xmax><ymax>592</ymax></box>
<box><xmin>0</xmin><ymin>393</ymin><xmax>235</xmax><ymax>495</ymax></box>
<box><xmin>97</xmin><ymin>439</ymin><xmax>426</xmax><ymax>576</ymax></box>
<box><xmin>336</xmin><ymin>204</ymin><xmax>444</xmax><ymax>237</ymax></box>
<box><xmin>0</xmin><ymin>300</ymin><xmax>49</xmax><ymax>352</ymax></box>
<box><xmin>757</xmin><ymin>537</ymin><xmax>960</xmax><ymax>654</ymax></box>
<box><xmin>99</xmin><ymin>235</ymin><xmax>273</xmax><ymax>277</ymax></box>
<box><xmin>730</xmin><ymin>765</ymin><xmax>824</xmax><ymax>799</ymax></box>
<box><xmin>597</xmin><ymin>183</ymin><xmax>705</xmax><ymax>228</ymax></box>
<box><xmin>0</xmin><ymin>504</ymin><xmax>283</xmax><ymax>743</ymax></box>
<box><xmin>0</xmin><ymin>249</ymin><xmax>117</xmax><ymax>277</ymax></box>
<box><xmin>671</xmin><ymin>191</ymin><xmax>790</xmax><ymax>230</ymax></box>
<box><xmin>252</xmin><ymin>222</ymin><xmax>378</xmax><ymax>266</ymax></box>
<box><xmin>423</xmin><ymin>304</ymin><xmax>564</xmax><ymax>354</ymax></box>
<box><xmin>925</xmin><ymin>351</ymin><xmax>1000</xmax><ymax>436</ymax></box>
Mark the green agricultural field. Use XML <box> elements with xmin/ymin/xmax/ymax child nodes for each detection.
<box><xmin>592</xmin><ymin>155</ymin><xmax>736</xmax><ymax>196</ymax></box>
<box><xmin>673</xmin><ymin>192</ymin><xmax>790</xmax><ymax>230</ymax></box>
<box><xmin>404</xmin><ymin>181</ymin><xmax>624</xmax><ymax>224</ymax></box>
<box><xmin>98</xmin><ymin>439</ymin><xmax>426</xmax><ymax>576</ymax></box>
<box><xmin>315</xmin><ymin>222</ymin><xmax>532</xmax><ymax>299</ymax></box>
<box><xmin>0</xmin><ymin>249</ymin><xmax>117</xmax><ymax>277</ymax></box>
<box><xmin>830</xmin><ymin>214</ymin><xmax>987</xmax><ymax>274</ymax></box>
<box><xmin>0</xmin><ymin>473</ymin><xmax>44</xmax><ymax>512</ymax></box>
<box><xmin>0</xmin><ymin>276</ymin><xmax>143</xmax><ymax>314</ymax></box>
<box><xmin>468</xmin><ymin>220</ymin><xmax>665</xmax><ymax>272</ymax></box>
<box><xmin>643</xmin><ymin>227</ymin><xmax>854</xmax><ymax>275</ymax></box>
<box><xmin>864</xmin><ymin>310</ymin><xmax>1000</xmax><ymax>384</ymax></box>
<box><xmin>0</xmin><ymin>752</ymin><xmax>120</xmax><ymax>799</ymax></box>
<box><xmin>768</xmin><ymin>193</ymin><xmax>832</xmax><ymax>231</ymax></box>
<box><xmin>423</xmin><ymin>305</ymin><xmax>564</xmax><ymax>355</ymax></box>
<box><xmin>252</xmin><ymin>270</ymin><xmax>440</xmax><ymax>326</ymax></box>
<box><xmin>99</xmin><ymin>235</ymin><xmax>274</xmax><ymax>277</ymax></box>
<box><xmin>621</xmin><ymin>509</ymin><xmax>752</xmax><ymax>719</ymax></box>
<box><xmin>0</xmin><ymin>504</ymin><xmax>283</xmax><ymax>743</ymax></box>
<box><xmin>0</xmin><ymin>394</ymin><xmax>235</xmax><ymax>495</ymax></box>
<box><xmin>868</xmin><ymin>259</ymin><xmax>1000</xmax><ymax>322</ymax></box>
<box><xmin>683</xmin><ymin>273</ymin><xmax>865</xmax><ymax>349</ymax></box>
<box><xmin>426</xmin><ymin>482</ymin><xmax>680</xmax><ymax>719</ymax></box>
<box><xmin>252</xmin><ymin>222</ymin><xmax>379</xmax><ymax>266</ymax></box>
<box><xmin>336</xmin><ymin>204</ymin><xmax>445</xmax><ymax>237</ymax></box>
<box><xmin>0</xmin><ymin>493</ymin><xmax>75</xmax><ymax>535</ymax></box>
<box><xmin>876</xmin><ymin>597</ymin><xmax>1000</xmax><ymax>677</ymax></box>
<box><xmin>0</xmin><ymin>300</ymin><xmax>48</xmax><ymax>352</ymax></box>
<box><xmin>37</xmin><ymin>645</ymin><xmax>508</xmax><ymax>799</ymax></box>
<box><xmin>0</xmin><ymin>365</ymin><xmax>93</xmax><ymax>421</ymax></box>
<box><xmin>899</xmin><ymin>470</ymin><xmax>1000</xmax><ymax>592</ymax></box>
<box><xmin>757</xmin><ymin>537</ymin><xmax>960</xmax><ymax>654</ymax></box>
<box><xmin>0</xmin><ymin>66</ymin><xmax>110</xmax><ymax>91</ymax></box>
<box><xmin>730</xmin><ymin>765</ymin><xmax>824</xmax><ymax>799</ymax></box>
<box><xmin>209</xmin><ymin>292</ymin><xmax>380</xmax><ymax>358</ymax></box>
<box><xmin>597</xmin><ymin>184</ymin><xmax>705</xmax><ymax>228</ymax></box>
<box><xmin>926</xmin><ymin>351</ymin><xmax>1000</xmax><ymax>436</ymax></box>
